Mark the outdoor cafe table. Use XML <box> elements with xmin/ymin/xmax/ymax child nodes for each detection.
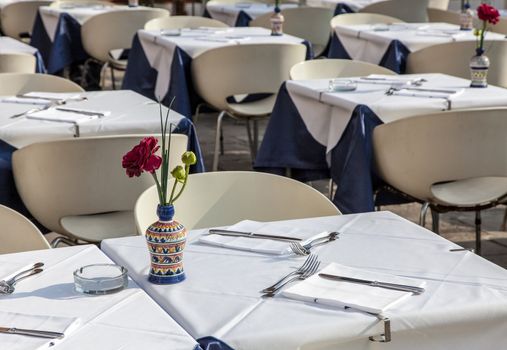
<box><xmin>0</xmin><ymin>245</ymin><xmax>199</xmax><ymax>349</ymax></box>
<box><xmin>0</xmin><ymin>90</ymin><xmax>204</xmax><ymax>222</ymax></box>
<box><xmin>122</xmin><ymin>27</ymin><xmax>313</xmax><ymax>118</ymax></box>
<box><xmin>29</xmin><ymin>4</ymin><xmax>154</xmax><ymax>73</ymax></box>
<box><xmin>0</xmin><ymin>37</ymin><xmax>45</xmax><ymax>73</ymax></box>
<box><xmin>328</xmin><ymin>22</ymin><xmax>507</xmax><ymax>73</ymax></box>
<box><xmin>254</xmin><ymin>73</ymin><xmax>507</xmax><ymax>214</ymax></box>
<box><xmin>307</xmin><ymin>0</ymin><xmax>381</xmax><ymax>15</ymax></box>
<box><xmin>205</xmin><ymin>2</ymin><xmax>298</xmax><ymax>27</ymax></box>
<box><xmin>102</xmin><ymin>211</ymin><xmax>507</xmax><ymax>349</ymax></box>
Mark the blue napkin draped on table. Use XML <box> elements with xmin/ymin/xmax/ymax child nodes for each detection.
<box><xmin>197</xmin><ymin>336</ymin><xmax>235</xmax><ymax>350</ymax></box>
<box><xmin>203</xmin><ymin>7</ymin><xmax>254</xmax><ymax>27</ymax></box>
<box><xmin>122</xmin><ymin>33</ymin><xmax>313</xmax><ymax>120</ymax></box>
<box><xmin>255</xmin><ymin>82</ymin><xmax>409</xmax><ymax>213</ymax></box>
<box><xmin>327</xmin><ymin>33</ymin><xmax>410</xmax><ymax>74</ymax></box>
<box><xmin>334</xmin><ymin>3</ymin><xmax>355</xmax><ymax>16</ymax></box>
<box><xmin>30</xmin><ymin>12</ymin><xmax>88</xmax><ymax>74</ymax></box>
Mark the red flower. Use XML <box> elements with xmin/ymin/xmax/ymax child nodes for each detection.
<box><xmin>122</xmin><ymin>137</ymin><xmax>162</xmax><ymax>177</ymax></box>
<box><xmin>477</xmin><ymin>4</ymin><xmax>500</xmax><ymax>25</ymax></box>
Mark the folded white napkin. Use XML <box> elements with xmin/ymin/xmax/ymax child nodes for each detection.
<box><xmin>282</xmin><ymin>263</ymin><xmax>426</xmax><ymax>314</ymax></box>
<box><xmin>26</xmin><ymin>108</ymin><xmax>110</xmax><ymax>124</ymax></box>
<box><xmin>199</xmin><ymin>220</ymin><xmax>330</xmax><ymax>255</ymax></box>
<box><xmin>0</xmin><ymin>311</ymin><xmax>79</xmax><ymax>350</ymax></box>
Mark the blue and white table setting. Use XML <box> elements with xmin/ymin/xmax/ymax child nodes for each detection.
<box><xmin>122</xmin><ymin>26</ymin><xmax>313</xmax><ymax>119</ymax></box>
<box><xmin>0</xmin><ymin>245</ymin><xmax>200</xmax><ymax>349</ymax></box>
<box><xmin>254</xmin><ymin>73</ymin><xmax>507</xmax><ymax>214</ymax></box>
<box><xmin>204</xmin><ymin>2</ymin><xmax>298</xmax><ymax>27</ymax></box>
<box><xmin>29</xmin><ymin>4</ymin><xmax>153</xmax><ymax>74</ymax></box>
<box><xmin>0</xmin><ymin>36</ymin><xmax>46</xmax><ymax>73</ymax></box>
<box><xmin>307</xmin><ymin>0</ymin><xmax>380</xmax><ymax>16</ymax></box>
<box><xmin>328</xmin><ymin>22</ymin><xmax>507</xmax><ymax>73</ymax></box>
<box><xmin>0</xmin><ymin>90</ymin><xmax>204</xmax><ymax>222</ymax></box>
<box><xmin>102</xmin><ymin>211</ymin><xmax>507</xmax><ymax>350</ymax></box>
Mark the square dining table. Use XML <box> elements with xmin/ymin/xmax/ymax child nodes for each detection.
<box><xmin>205</xmin><ymin>2</ymin><xmax>298</xmax><ymax>27</ymax></box>
<box><xmin>122</xmin><ymin>26</ymin><xmax>313</xmax><ymax>118</ymax></box>
<box><xmin>29</xmin><ymin>4</ymin><xmax>154</xmax><ymax>74</ymax></box>
<box><xmin>254</xmin><ymin>73</ymin><xmax>507</xmax><ymax>213</ymax></box>
<box><xmin>0</xmin><ymin>89</ymin><xmax>204</xmax><ymax>223</ymax></box>
<box><xmin>0</xmin><ymin>36</ymin><xmax>45</xmax><ymax>73</ymax></box>
<box><xmin>328</xmin><ymin>22</ymin><xmax>507</xmax><ymax>73</ymax></box>
<box><xmin>0</xmin><ymin>245</ymin><xmax>199</xmax><ymax>349</ymax></box>
<box><xmin>102</xmin><ymin>211</ymin><xmax>507</xmax><ymax>350</ymax></box>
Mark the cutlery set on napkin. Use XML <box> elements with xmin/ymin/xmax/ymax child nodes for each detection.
<box><xmin>201</xmin><ymin>220</ymin><xmax>426</xmax><ymax>313</ymax></box>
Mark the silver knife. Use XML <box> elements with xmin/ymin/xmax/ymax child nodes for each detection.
<box><xmin>207</xmin><ymin>229</ymin><xmax>302</xmax><ymax>242</ymax></box>
<box><xmin>318</xmin><ymin>273</ymin><xmax>425</xmax><ymax>294</ymax></box>
<box><xmin>55</xmin><ymin>107</ymin><xmax>106</xmax><ymax>117</ymax></box>
<box><xmin>0</xmin><ymin>327</ymin><xmax>64</xmax><ymax>339</ymax></box>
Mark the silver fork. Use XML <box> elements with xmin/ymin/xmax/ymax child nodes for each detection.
<box><xmin>290</xmin><ymin>232</ymin><xmax>339</xmax><ymax>256</ymax></box>
<box><xmin>262</xmin><ymin>259</ymin><xmax>321</xmax><ymax>297</ymax></box>
<box><xmin>260</xmin><ymin>254</ymin><xmax>317</xmax><ymax>293</ymax></box>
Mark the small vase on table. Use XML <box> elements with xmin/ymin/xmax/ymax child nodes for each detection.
<box><xmin>270</xmin><ymin>4</ymin><xmax>284</xmax><ymax>36</ymax></box>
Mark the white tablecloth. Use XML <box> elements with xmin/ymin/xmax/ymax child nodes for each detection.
<box><xmin>102</xmin><ymin>211</ymin><xmax>507</xmax><ymax>350</ymax></box>
<box><xmin>0</xmin><ymin>90</ymin><xmax>185</xmax><ymax>148</ymax></box>
<box><xmin>0</xmin><ymin>245</ymin><xmax>198</xmax><ymax>349</ymax></box>
<box><xmin>333</xmin><ymin>22</ymin><xmax>507</xmax><ymax>65</ymax></box>
<box><xmin>206</xmin><ymin>2</ymin><xmax>298</xmax><ymax>26</ymax></box>
<box><xmin>0</xmin><ymin>37</ymin><xmax>38</xmax><ymax>56</ymax></box>
<box><xmin>137</xmin><ymin>27</ymin><xmax>307</xmax><ymax>102</ymax></box>
<box><xmin>307</xmin><ymin>0</ymin><xmax>380</xmax><ymax>11</ymax></box>
<box><xmin>287</xmin><ymin>73</ymin><xmax>507</xmax><ymax>154</ymax></box>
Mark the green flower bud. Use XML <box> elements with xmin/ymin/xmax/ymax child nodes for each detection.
<box><xmin>171</xmin><ymin>165</ymin><xmax>187</xmax><ymax>182</ymax></box>
<box><xmin>181</xmin><ymin>151</ymin><xmax>197</xmax><ymax>165</ymax></box>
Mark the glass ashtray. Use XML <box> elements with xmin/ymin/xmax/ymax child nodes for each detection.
<box><xmin>74</xmin><ymin>264</ymin><xmax>128</xmax><ymax>295</ymax></box>
<box><xmin>328</xmin><ymin>79</ymin><xmax>357</xmax><ymax>92</ymax></box>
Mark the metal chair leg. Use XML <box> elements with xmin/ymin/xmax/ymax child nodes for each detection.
<box><xmin>110</xmin><ymin>66</ymin><xmax>116</xmax><ymax>90</ymax></box>
<box><xmin>51</xmin><ymin>236</ymin><xmax>78</xmax><ymax>248</ymax></box>
<box><xmin>212</xmin><ymin>111</ymin><xmax>226</xmax><ymax>171</ymax></box>
<box><xmin>431</xmin><ymin>209</ymin><xmax>440</xmax><ymax>234</ymax></box>
<box><xmin>501</xmin><ymin>207</ymin><xmax>507</xmax><ymax>231</ymax></box>
<box><xmin>245</xmin><ymin>119</ymin><xmax>255</xmax><ymax>162</ymax></box>
<box><xmin>328</xmin><ymin>179</ymin><xmax>334</xmax><ymax>199</ymax></box>
<box><xmin>252</xmin><ymin>120</ymin><xmax>259</xmax><ymax>159</ymax></box>
<box><xmin>475</xmin><ymin>210</ymin><xmax>482</xmax><ymax>255</ymax></box>
<box><xmin>419</xmin><ymin>202</ymin><xmax>430</xmax><ymax>228</ymax></box>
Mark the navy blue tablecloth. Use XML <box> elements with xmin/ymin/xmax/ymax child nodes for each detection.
<box><xmin>203</xmin><ymin>8</ymin><xmax>252</xmax><ymax>27</ymax></box>
<box><xmin>255</xmin><ymin>82</ymin><xmax>403</xmax><ymax>214</ymax></box>
<box><xmin>333</xmin><ymin>3</ymin><xmax>355</xmax><ymax>16</ymax></box>
<box><xmin>30</xmin><ymin>11</ymin><xmax>88</xmax><ymax>74</ymax></box>
<box><xmin>122</xmin><ymin>33</ymin><xmax>313</xmax><ymax>119</ymax></box>
<box><xmin>0</xmin><ymin>117</ymin><xmax>204</xmax><ymax>229</ymax></box>
<box><xmin>327</xmin><ymin>33</ymin><xmax>410</xmax><ymax>74</ymax></box>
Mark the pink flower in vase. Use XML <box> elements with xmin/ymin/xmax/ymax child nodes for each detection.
<box><xmin>122</xmin><ymin>136</ymin><xmax>162</xmax><ymax>177</ymax></box>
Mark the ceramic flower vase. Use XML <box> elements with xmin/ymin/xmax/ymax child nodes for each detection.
<box><xmin>470</xmin><ymin>49</ymin><xmax>490</xmax><ymax>88</ymax></box>
<box><xmin>145</xmin><ymin>205</ymin><xmax>187</xmax><ymax>284</ymax></box>
<box><xmin>459</xmin><ymin>4</ymin><xmax>474</xmax><ymax>30</ymax></box>
<box><xmin>270</xmin><ymin>8</ymin><xmax>284</xmax><ymax>36</ymax></box>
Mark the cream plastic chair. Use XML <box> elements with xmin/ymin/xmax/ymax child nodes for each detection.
<box><xmin>0</xmin><ymin>205</ymin><xmax>50</xmax><ymax>254</ymax></box>
<box><xmin>80</xmin><ymin>8</ymin><xmax>169</xmax><ymax>89</ymax></box>
<box><xmin>490</xmin><ymin>17</ymin><xmax>507</xmax><ymax>36</ymax></box>
<box><xmin>428</xmin><ymin>0</ymin><xmax>449</xmax><ymax>10</ymax></box>
<box><xmin>406</xmin><ymin>40</ymin><xmax>507</xmax><ymax>88</ymax></box>
<box><xmin>0</xmin><ymin>54</ymin><xmax>37</xmax><ymax>73</ymax></box>
<box><xmin>135</xmin><ymin>171</ymin><xmax>341</xmax><ymax>233</ymax></box>
<box><xmin>191</xmin><ymin>43</ymin><xmax>306</xmax><ymax>171</ymax></box>
<box><xmin>12</xmin><ymin>134</ymin><xmax>188</xmax><ymax>245</ymax></box>
<box><xmin>49</xmin><ymin>0</ymin><xmax>113</xmax><ymax>8</ymax></box>
<box><xmin>0</xmin><ymin>1</ymin><xmax>52</xmax><ymax>40</ymax></box>
<box><xmin>290</xmin><ymin>59</ymin><xmax>396</xmax><ymax>80</ymax></box>
<box><xmin>373</xmin><ymin>108</ymin><xmax>507</xmax><ymax>254</ymax></box>
<box><xmin>0</xmin><ymin>73</ymin><xmax>84</xmax><ymax>95</ymax></box>
<box><xmin>330</xmin><ymin>13</ymin><xmax>404</xmax><ymax>28</ymax></box>
<box><xmin>359</xmin><ymin>0</ymin><xmax>430</xmax><ymax>22</ymax></box>
<box><xmin>249</xmin><ymin>7</ymin><xmax>334</xmax><ymax>57</ymax></box>
<box><xmin>427</xmin><ymin>8</ymin><xmax>460</xmax><ymax>24</ymax></box>
<box><xmin>144</xmin><ymin>15</ymin><xmax>228</xmax><ymax>30</ymax></box>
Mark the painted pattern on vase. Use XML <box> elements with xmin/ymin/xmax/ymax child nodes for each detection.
<box><xmin>145</xmin><ymin>204</ymin><xmax>186</xmax><ymax>284</ymax></box>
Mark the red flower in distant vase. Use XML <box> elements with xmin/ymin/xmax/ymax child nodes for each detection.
<box><xmin>477</xmin><ymin>3</ymin><xmax>500</xmax><ymax>25</ymax></box>
<box><xmin>122</xmin><ymin>137</ymin><xmax>162</xmax><ymax>177</ymax></box>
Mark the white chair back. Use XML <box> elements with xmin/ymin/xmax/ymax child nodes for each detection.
<box><xmin>0</xmin><ymin>53</ymin><xmax>36</xmax><ymax>73</ymax></box>
<box><xmin>427</xmin><ymin>8</ymin><xmax>460</xmax><ymax>24</ymax></box>
<box><xmin>0</xmin><ymin>73</ymin><xmax>84</xmax><ymax>94</ymax></box>
<box><xmin>0</xmin><ymin>205</ymin><xmax>50</xmax><ymax>254</ymax></box>
<box><xmin>12</xmin><ymin>134</ymin><xmax>188</xmax><ymax>240</ymax></box>
<box><xmin>135</xmin><ymin>171</ymin><xmax>341</xmax><ymax>233</ymax></box>
<box><xmin>428</xmin><ymin>0</ymin><xmax>449</xmax><ymax>10</ymax></box>
<box><xmin>290</xmin><ymin>59</ymin><xmax>396</xmax><ymax>79</ymax></box>
<box><xmin>330</xmin><ymin>13</ymin><xmax>404</xmax><ymax>27</ymax></box>
<box><xmin>359</xmin><ymin>0</ymin><xmax>430</xmax><ymax>22</ymax></box>
<box><xmin>0</xmin><ymin>0</ymin><xmax>52</xmax><ymax>39</ymax></box>
<box><xmin>145</xmin><ymin>15</ymin><xmax>228</xmax><ymax>30</ymax></box>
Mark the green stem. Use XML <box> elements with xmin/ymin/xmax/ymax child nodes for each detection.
<box><xmin>480</xmin><ymin>21</ymin><xmax>487</xmax><ymax>52</ymax></box>
<box><xmin>168</xmin><ymin>177</ymin><xmax>179</xmax><ymax>205</ymax></box>
<box><xmin>151</xmin><ymin>172</ymin><xmax>164</xmax><ymax>205</ymax></box>
<box><xmin>170</xmin><ymin>165</ymin><xmax>190</xmax><ymax>204</ymax></box>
